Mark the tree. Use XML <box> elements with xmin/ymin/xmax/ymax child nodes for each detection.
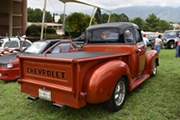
<box><xmin>118</xmin><ymin>13</ymin><xmax>129</xmax><ymax>22</ymax></box>
<box><xmin>142</xmin><ymin>13</ymin><xmax>173</xmax><ymax>32</ymax></box>
<box><xmin>131</xmin><ymin>17</ymin><xmax>145</xmax><ymax>29</ymax></box>
<box><xmin>143</xmin><ymin>13</ymin><xmax>160</xmax><ymax>32</ymax></box>
<box><xmin>27</xmin><ymin>8</ymin><xmax>53</xmax><ymax>22</ymax></box>
<box><xmin>28</xmin><ymin>8</ymin><xmax>42</xmax><ymax>22</ymax></box>
<box><xmin>109</xmin><ymin>13</ymin><xmax>129</xmax><ymax>22</ymax></box>
<box><xmin>26</xmin><ymin>25</ymin><xmax>41</xmax><ymax>36</ymax></box>
<box><xmin>94</xmin><ymin>8</ymin><xmax>102</xmax><ymax>24</ymax></box>
<box><xmin>157</xmin><ymin>20</ymin><xmax>173</xmax><ymax>32</ymax></box>
<box><xmin>101</xmin><ymin>13</ymin><xmax>109</xmax><ymax>23</ymax></box>
<box><xmin>65</xmin><ymin>12</ymin><xmax>96</xmax><ymax>33</ymax></box>
<box><xmin>110</xmin><ymin>13</ymin><xmax>119</xmax><ymax>22</ymax></box>
<box><xmin>27</xmin><ymin>8</ymin><xmax>34</xmax><ymax>22</ymax></box>
<box><xmin>45</xmin><ymin>11</ymin><xmax>53</xmax><ymax>22</ymax></box>
<box><xmin>58</xmin><ymin>13</ymin><xmax>68</xmax><ymax>24</ymax></box>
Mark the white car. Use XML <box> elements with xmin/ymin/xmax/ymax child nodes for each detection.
<box><xmin>0</xmin><ymin>36</ymin><xmax>32</xmax><ymax>50</ymax></box>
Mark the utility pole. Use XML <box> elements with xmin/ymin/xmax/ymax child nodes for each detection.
<box><xmin>40</xmin><ymin>0</ymin><xmax>47</xmax><ymax>40</ymax></box>
<box><xmin>62</xmin><ymin>3</ymin><xmax>66</xmax><ymax>35</ymax></box>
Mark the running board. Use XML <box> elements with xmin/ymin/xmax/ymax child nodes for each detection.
<box><xmin>28</xmin><ymin>95</ymin><xmax>39</xmax><ymax>100</ymax></box>
<box><xmin>131</xmin><ymin>74</ymin><xmax>150</xmax><ymax>91</ymax></box>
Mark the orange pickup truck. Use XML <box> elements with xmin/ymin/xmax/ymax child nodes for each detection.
<box><xmin>18</xmin><ymin>22</ymin><xmax>159</xmax><ymax>112</ymax></box>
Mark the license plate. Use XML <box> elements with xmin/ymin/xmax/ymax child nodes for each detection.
<box><xmin>38</xmin><ymin>89</ymin><xmax>51</xmax><ymax>101</ymax></box>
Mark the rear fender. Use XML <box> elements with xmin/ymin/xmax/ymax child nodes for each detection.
<box><xmin>143</xmin><ymin>50</ymin><xmax>159</xmax><ymax>74</ymax></box>
<box><xmin>82</xmin><ymin>60</ymin><xmax>130</xmax><ymax>104</ymax></box>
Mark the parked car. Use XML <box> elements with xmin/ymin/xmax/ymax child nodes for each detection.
<box><xmin>141</xmin><ymin>32</ymin><xmax>156</xmax><ymax>46</ymax></box>
<box><xmin>0</xmin><ymin>36</ymin><xmax>32</xmax><ymax>56</ymax></box>
<box><xmin>0</xmin><ymin>36</ymin><xmax>31</xmax><ymax>50</ymax></box>
<box><xmin>162</xmin><ymin>30</ymin><xmax>180</xmax><ymax>49</ymax></box>
<box><xmin>0</xmin><ymin>39</ymin><xmax>79</xmax><ymax>81</ymax></box>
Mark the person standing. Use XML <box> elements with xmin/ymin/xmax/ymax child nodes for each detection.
<box><xmin>143</xmin><ymin>34</ymin><xmax>149</xmax><ymax>49</ymax></box>
<box><xmin>175</xmin><ymin>35</ymin><xmax>180</xmax><ymax>58</ymax></box>
<box><xmin>154</xmin><ymin>34</ymin><xmax>163</xmax><ymax>54</ymax></box>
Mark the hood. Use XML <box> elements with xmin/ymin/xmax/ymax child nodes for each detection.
<box><xmin>0</xmin><ymin>54</ymin><xmax>17</xmax><ymax>64</ymax></box>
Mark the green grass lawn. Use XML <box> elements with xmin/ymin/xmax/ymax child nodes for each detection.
<box><xmin>0</xmin><ymin>48</ymin><xmax>180</xmax><ymax>120</ymax></box>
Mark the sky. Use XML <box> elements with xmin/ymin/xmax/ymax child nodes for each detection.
<box><xmin>28</xmin><ymin>0</ymin><xmax>180</xmax><ymax>15</ymax></box>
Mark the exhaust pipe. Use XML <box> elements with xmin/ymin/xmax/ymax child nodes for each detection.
<box><xmin>28</xmin><ymin>95</ymin><xmax>39</xmax><ymax>100</ymax></box>
<box><xmin>52</xmin><ymin>102</ymin><xmax>64</xmax><ymax>109</ymax></box>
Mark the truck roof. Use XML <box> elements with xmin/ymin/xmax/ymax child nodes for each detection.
<box><xmin>86</xmin><ymin>22</ymin><xmax>139</xmax><ymax>31</ymax></box>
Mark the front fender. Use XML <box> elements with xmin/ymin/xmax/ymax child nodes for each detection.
<box><xmin>143</xmin><ymin>50</ymin><xmax>159</xmax><ymax>74</ymax></box>
<box><xmin>83</xmin><ymin>60</ymin><xmax>130</xmax><ymax>104</ymax></box>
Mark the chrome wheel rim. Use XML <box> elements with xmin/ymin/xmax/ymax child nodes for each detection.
<box><xmin>153</xmin><ymin>62</ymin><xmax>157</xmax><ymax>75</ymax></box>
<box><xmin>171</xmin><ymin>44</ymin><xmax>174</xmax><ymax>49</ymax></box>
<box><xmin>114</xmin><ymin>81</ymin><xmax>126</xmax><ymax>106</ymax></box>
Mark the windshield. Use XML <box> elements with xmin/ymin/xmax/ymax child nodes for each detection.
<box><xmin>89</xmin><ymin>28</ymin><xmax>119</xmax><ymax>42</ymax></box>
<box><xmin>25</xmin><ymin>42</ymin><xmax>48</xmax><ymax>54</ymax></box>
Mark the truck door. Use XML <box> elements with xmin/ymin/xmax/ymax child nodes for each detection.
<box><xmin>124</xmin><ymin>27</ymin><xmax>146</xmax><ymax>77</ymax></box>
<box><xmin>135</xmin><ymin>29</ymin><xmax>146</xmax><ymax>74</ymax></box>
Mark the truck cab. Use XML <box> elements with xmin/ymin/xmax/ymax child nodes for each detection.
<box><xmin>83</xmin><ymin>22</ymin><xmax>157</xmax><ymax>79</ymax></box>
<box><xmin>18</xmin><ymin>22</ymin><xmax>159</xmax><ymax>112</ymax></box>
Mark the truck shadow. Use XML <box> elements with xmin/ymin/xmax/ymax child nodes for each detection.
<box><xmin>26</xmin><ymin>99</ymin><xmax>114</xmax><ymax>119</ymax></box>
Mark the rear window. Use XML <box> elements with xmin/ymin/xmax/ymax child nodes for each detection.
<box><xmin>89</xmin><ymin>28</ymin><xmax>119</xmax><ymax>42</ymax></box>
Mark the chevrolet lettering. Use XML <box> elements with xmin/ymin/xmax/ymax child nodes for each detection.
<box><xmin>27</xmin><ymin>67</ymin><xmax>65</xmax><ymax>79</ymax></box>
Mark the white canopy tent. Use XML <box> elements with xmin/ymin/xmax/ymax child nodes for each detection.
<box><xmin>59</xmin><ymin>0</ymin><xmax>112</xmax><ymax>34</ymax></box>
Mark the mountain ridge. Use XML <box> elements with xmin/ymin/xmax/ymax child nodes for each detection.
<box><xmin>111</xmin><ymin>6</ymin><xmax>180</xmax><ymax>22</ymax></box>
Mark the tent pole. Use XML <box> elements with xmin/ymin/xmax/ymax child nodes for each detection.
<box><xmin>89</xmin><ymin>6</ymin><xmax>96</xmax><ymax>26</ymax></box>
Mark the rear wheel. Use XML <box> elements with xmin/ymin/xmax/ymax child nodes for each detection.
<box><xmin>104</xmin><ymin>77</ymin><xmax>127</xmax><ymax>112</ymax></box>
<box><xmin>151</xmin><ymin>61</ymin><xmax>157</xmax><ymax>76</ymax></box>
